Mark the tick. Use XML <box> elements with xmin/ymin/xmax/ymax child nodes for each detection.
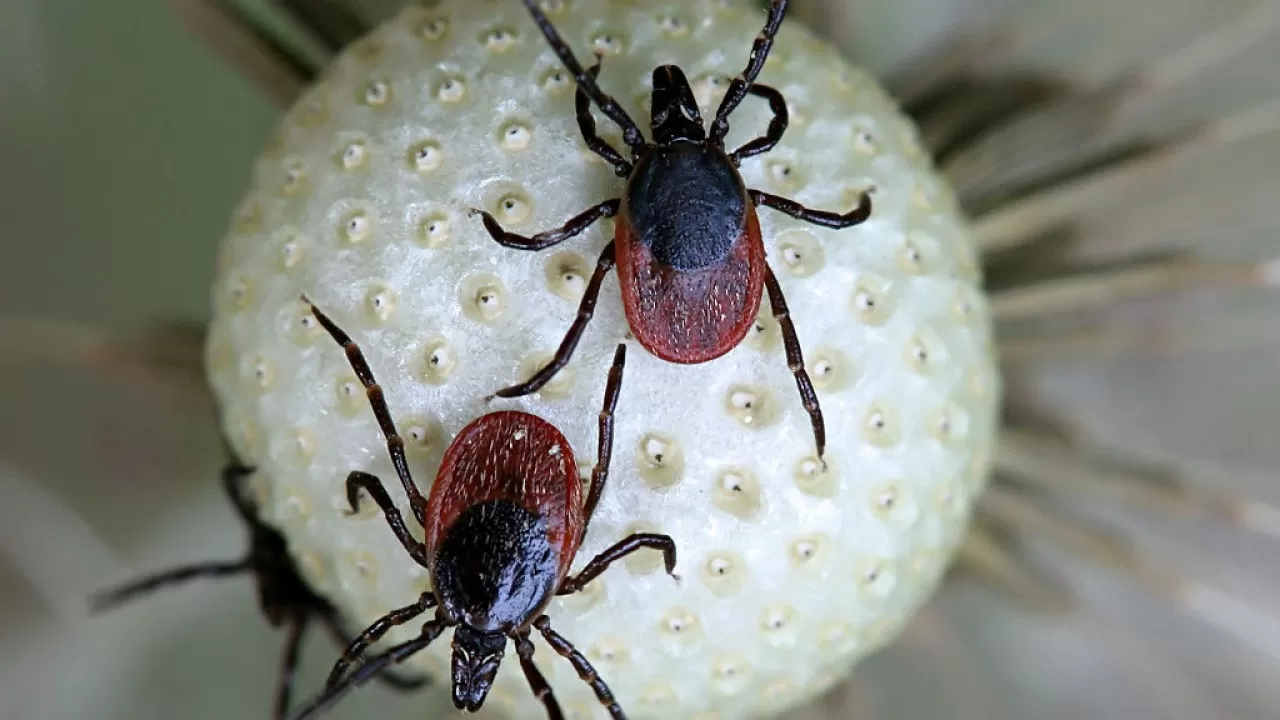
<box><xmin>88</xmin><ymin>447</ymin><xmax>426</xmax><ymax>719</ymax></box>
<box><xmin>470</xmin><ymin>0</ymin><xmax>872</xmax><ymax>461</ymax></box>
<box><xmin>289</xmin><ymin>300</ymin><xmax>678</xmax><ymax>720</ymax></box>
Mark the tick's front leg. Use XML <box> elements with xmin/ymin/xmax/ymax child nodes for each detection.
<box><xmin>470</xmin><ymin>199</ymin><xmax>620</xmax><ymax>251</ymax></box>
<box><xmin>750</xmin><ymin>188</ymin><xmax>873</xmax><ymax>229</ymax></box>
<box><xmin>557</xmin><ymin>532</ymin><xmax>678</xmax><ymax>595</ymax></box>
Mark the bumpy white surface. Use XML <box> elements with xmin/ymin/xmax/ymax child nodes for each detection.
<box><xmin>205</xmin><ymin>1</ymin><xmax>998</xmax><ymax>718</ymax></box>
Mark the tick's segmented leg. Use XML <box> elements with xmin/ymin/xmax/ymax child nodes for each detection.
<box><xmin>306</xmin><ymin>299</ymin><xmax>428</xmax><ymax>521</ymax></box>
<box><xmin>520</xmin><ymin>0</ymin><xmax>646</xmax><ymax>151</ymax></box>
<box><xmin>730</xmin><ymin>84</ymin><xmax>790</xmax><ymax>163</ymax></box>
<box><xmin>516</xmin><ymin>630</ymin><xmax>566</xmax><ymax>720</ymax></box>
<box><xmin>710</xmin><ymin>0</ymin><xmax>789</xmax><ymax>144</ymax></box>
<box><xmin>534</xmin><ymin>616</ymin><xmax>625</xmax><ymax>720</ymax></box>
<box><xmin>220</xmin><ymin>458</ymin><xmax>260</xmax><ymax>525</ymax></box>
<box><xmin>764</xmin><ymin>265</ymin><xmax>826</xmax><ymax>462</ymax></box>
<box><xmin>489</xmin><ymin>241</ymin><xmax>617</xmax><ymax>400</ymax></box>
<box><xmin>289</xmin><ymin>622</ymin><xmax>447</xmax><ymax>720</ymax></box>
<box><xmin>305</xmin><ymin>298</ymin><xmax>429</xmax><ymax>526</ymax></box>
<box><xmin>319</xmin><ymin>615</ymin><xmax>429</xmax><ymax>692</ymax></box>
<box><xmin>580</xmin><ymin>343</ymin><xmax>625</xmax><ymax>538</ymax></box>
<box><xmin>471</xmin><ymin>199</ymin><xmax>620</xmax><ymax>251</ymax></box>
<box><xmin>577</xmin><ymin>56</ymin><xmax>633</xmax><ymax>175</ymax></box>
<box><xmin>324</xmin><ymin>592</ymin><xmax>437</xmax><ymax>689</ymax></box>
<box><xmin>558</xmin><ymin>533</ymin><xmax>678</xmax><ymax>595</ymax></box>
<box><xmin>273</xmin><ymin>617</ymin><xmax>307</xmax><ymax>720</ymax></box>
<box><xmin>750</xmin><ymin>188</ymin><xmax>873</xmax><ymax>228</ymax></box>
<box><xmin>88</xmin><ymin>559</ymin><xmax>250</xmax><ymax>611</ymax></box>
<box><xmin>344</xmin><ymin>471</ymin><xmax>432</xmax><ymax>568</ymax></box>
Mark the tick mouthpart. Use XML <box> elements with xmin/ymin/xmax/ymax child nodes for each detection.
<box><xmin>650</xmin><ymin>65</ymin><xmax>706</xmax><ymax>145</ymax></box>
<box><xmin>451</xmin><ymin>625</ymin><xmax>507</xmax><ymax>712</ymax></box>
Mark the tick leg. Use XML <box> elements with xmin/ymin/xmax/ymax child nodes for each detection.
<box><xmin>520</xmin><ymin>0</ymin><xmax>646</xmax><ymax>151</ymax></box>
<box><xmin>368</xmin><ymin>669</ymin><xmax>429</xmax><ymax>692</ymax></box>
<box><xmin>729</xmin><ymin>84</ymin><xmax>789</xmax><ymax>164</ymax></box>
<box><xmin>710</xmin><ymin>0</ymin><xmax>789</xmax><ymax>145</ymax></box>
<box><xmin>319</xmin><ymin>614</ymin><xmax>429</xmax><ymax>692</ymax></box>
<box><xmin>515</xmin><ymin>630</ymin><xmax>566</xmax><ymax>720</ymax></box>
<box><xmin>324</xmin><ymin>592</ymin><xmax>437</xmax><ymax>689</ymax></box>
<box><xmin>90</xmin><ymin>443</ymin><xmax>259</xmax><ymax>610</ymax></box>
<box><xmin>580</xmin><ymin>343</ymin><xmax>626</xmax><ymax>538</ymax></box>
<box><xmin>750</xmin><ymin>188</ymin><xmax>873</xmax><ymax>229</ymax></box>
<box><xmin>219</xmin><ymin>457</ymin><xmax>259</xmax><ymax>526</ymax></box>
<box><xmin>577</xmin><ymin>56</ymin><xmax>632</xmax><ymax>176</ymax></box>
<box><xmin>534</xmin><ymin>616</ymin><xmax>624</xmax><ymax>720</ymax></box>
<box><xmin>489</xmin><ymin>242</ymin><xmax>617</xmax><ymax>400</ymax></box>
<box><xmin>288</xmin><ymin>621</ymin><xmax>447</xmax><ymax>720</ymax></box>
<box><xmin>273</xmin><ymin>616</ymin><xmax>307</xmax><ymax>720</ymax></box>
<box><xmin>471</xmin><ymin>199</ymin><xmax>619</xmax><ymax>252</ymax></box>
<box><xmin>344</xmin><ymin>471</ymin><xmax>432</xmax><ymax>568</ymax></box>
<box><xmin>557</xmin><ymin>533</ymin><xmax>678</xmax><ymax>595</ymax></box>
<box><xmin>305</xmin><ymin>298</ymin><xmax>429</xmax><ymax>527</ymax></box>
<box><xmin>764</xmin><ymin>264</ymin><xmax>826</xmax><ymax>462</ymax></box>
<box><xmin>88</xmin><ymin>559</ymin><xmax>250</xmax><ymax>611</ymax></box>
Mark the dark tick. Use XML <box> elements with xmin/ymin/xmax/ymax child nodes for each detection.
<box><xmin>470</xmin><ymin>0</ymin><xmax>873</xmax><ymax>462</ymax></box>
<box><xmin>289</xmin><ymin>299</ymin><xmax>679</xmax><ymax>720</ymax></box>
<box><xmin>88</xmin><ymin>445</ymin><xmax>427</xmax><ymax>719</ymax></box>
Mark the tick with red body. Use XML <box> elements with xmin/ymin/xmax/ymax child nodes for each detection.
<box><xmin>473</xmin><ymin>0</ymin><xmax>873</xmax><ymax>461</ymax></box>
<box><xmin>289</xmin><ymin>300</ymin><xmax>677</xmax><ymax>720</ymax></box>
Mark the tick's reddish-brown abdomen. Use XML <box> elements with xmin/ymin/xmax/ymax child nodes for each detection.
<box><xmin>423</xmin><ymin>411</ymin><xmax>583</xmax><ymax>582</ymax></box>
<box><xmin>614</xmin><ymin>204</ymin><xmax>765</xmax><ymax>364</ymax></box>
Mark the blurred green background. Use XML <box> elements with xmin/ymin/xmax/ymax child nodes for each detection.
<box><xmin>3</xmin><ymin>1</ymin><xmax>1279</xmax><ymax>719</ymax></box>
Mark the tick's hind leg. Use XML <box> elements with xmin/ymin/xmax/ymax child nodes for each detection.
<box><xmin>322</xmin><ymin>592</ymin><xmax>437</xmax><ymax>689</ymax></box>
<box><xmin>577</xmin><ymin>56</ymin><xmax>632</xmax><ymax>175</ymax></box>
<box><xmin>557</xmin><ymin>532</ymin><xmax>678</xmax><ymax>595</ymax></box>
<box><xmin>515</xmin><ymin>630</ymin><xmax>566</xmax><ymax>720</ymax></box>
<box><xmin>471</xmin><ymin>199</ymin><xmax>619</xmax><ymax>251</ymax></box>
<box><xmin>729</xmin><ymin>84</ymin><xmax>789</xmax><ymax>164</ymax></box>
<box><xmin>750</xmin><ymin>188</ymin><xmax>873</xmax><ymax>229</ymax></box>
<box><xmin>488</xmin><ymin>242</ymin><xmax>617</xmax><ymax>400</ymax></box>
<box><xmin>288</xmin><ymin>622</ymin><xmax>448</xmax><ymax>720</ymax></box>
<box><xmin>306</xmin><ymin>298</ymin><xmax>429</xmax><ymax>526</ymax></box>
<box><xmin>580</xmin><ymin>343</ymin><xmax>626</xmax><ymax>536</ymax></box>
<box><xmin>272</xmin><ymin>617</ymin><xmax>307</xmax><ymax>720</ymax></box>
<box><xmin>534</xmin><ymin>616</ymin><xmax>624</xmax><ymax>720</ymax></box>
<box><xmin>764</xmin><ymin>265</ymin><xmax>826</xmax><ymax>462</ymax></box>
<box><xmin>344</xmin><ymin>471</ymin><xmax>432</xmax><ymax>568</ymax></box>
